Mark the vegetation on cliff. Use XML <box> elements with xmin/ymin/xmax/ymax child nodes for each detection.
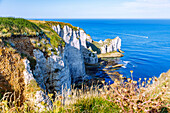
<box><xmin>0</xmin><ymin>17</ymin><xmax>42</xmax><ymax>37</ymax></box>
<box><xmin>46</xmin><ymin>21</ymin><xmax>79</xmax><ymax>31</ymax></box>
<box><xmin>30</xmin><ymin>20</ymin><xmax>65</xmax><ymax>48</ymax></box>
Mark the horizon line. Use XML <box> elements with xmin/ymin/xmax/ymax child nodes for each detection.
<box><xmin>1</xmin><ymin>16</ymin><xmax>170</xmax><ymax>20</ymax></box>
<box><xmin>27</xmin><ymin>18</ymin><xmax>170</xmax><ymax>20</ymax></box>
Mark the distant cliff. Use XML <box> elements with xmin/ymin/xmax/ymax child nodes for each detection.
<box><xmin>86</xmin><ymin>36</ymin><xmax>123</xmax><ymax>58</ymax></box>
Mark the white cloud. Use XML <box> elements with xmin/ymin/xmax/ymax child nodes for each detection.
<box><xmin>111</xmin><ymin>0</ymin><xmax>170</xmax><ymax>18</ymax></box>
<box><xmin>125</xmin><ymin>0</ymin><xmax>170</xmax><ymax>7</ymax></box>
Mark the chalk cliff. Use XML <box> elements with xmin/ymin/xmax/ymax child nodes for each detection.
<box><xmin>86</xmin><ymin>36</ymin><xmax>122</xmax><ymax>58</ymax></box>
<box><xmin>101</xmin><ymin>36</ymin><xmax>121</xmax><ymax>54</ymax></box>
<box><xmin>52</xmin><ymin>25</ymin><xmax>98</xmax><ymax>82</ymax></box>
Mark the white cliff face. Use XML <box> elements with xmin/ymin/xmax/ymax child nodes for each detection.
<box><xmin>23</xmin><ymin>59</ymin><xmax>52</xmax><ymax>111</ymax></box>
<box><xmin>101</xmin><ymin>37</ymin><xmax>121</xmax><ymax>54</ymax></box>
<box><xmin>33</xmin><ymin>49</ymin><xmax>71</xmax><ymax>93</ymax></box>
<box><xmin>52</xmin><ymin>25</ymin><xmax>61</xmax><ymax>35</ymax></box>
<box><xmin>82</xmin><ymin>48</ymin><xmax>98</xmax><ymax>64</ymax></box>
<box><xmin>86</xmin><ymin>35</ymin><xmax>93</xmax><ymax>43</ymax></box>
<box><xmin>79</xmin><ymin>29</ymin><xmax>87</xmax><ymax>48</ymax></box>
<box><xmin>46</xmin><ymin>53</ymin><xmax>71</xmax><ymax>92</ymax></box>
<box><xmin>52</xmin><ymin>25</ymin><xmax>98</xmax><ymax>83</ymax></box>
<box><xmin>101</xmin><ymin>45</ymin><xmax>107</xmax><ymax>54</ymax></box>
<box><xmin>98</xmin><ymin>40</ymin><xmax>103</xmax><ymax>44</ymax></box>
<box><xmin>23</xmin><ymin>59</ymin><xmax>34</xmax><ymax>85</ymax></box>
<box><xmin>33</xmin><ymin>49</ymin><xmax>48</xmax><ymax>89</ymax></box>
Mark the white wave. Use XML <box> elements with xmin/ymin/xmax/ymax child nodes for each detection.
<box><xmin>122</xmin><ymin>61</ymin><xmax>130</xmax><ymax>68</ymax></box>
<box><xmin>113</xmin><ymin>32</ymin><xmax>148</xmax><ymax>38</ymax></box>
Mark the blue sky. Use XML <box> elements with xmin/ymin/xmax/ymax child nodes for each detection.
<box><xmin>0</xmin><ymin>0</ymin><xmax>170</xmax><ymax>19</ymax></box>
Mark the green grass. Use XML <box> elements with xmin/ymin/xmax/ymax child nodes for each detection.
<box><xmin>64</xmin><ymin>97</ymin><xmax>121</xmax><ymax>113</ymax></box>
<box><xmin>46</xmin><ymin>21</ymin><xmax>79</xmax><ymax>31</ymax></box>
<box><xmin>35</xmin><ymin>22</ymin><xmax>65</xmax><ymax>48</ymax></box>
<box><xmin>0</xmin><ymin>17</ymin><xmax>41</xmax><ymax>37</ymax></box>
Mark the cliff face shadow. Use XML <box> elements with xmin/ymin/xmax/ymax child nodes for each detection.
<box><xmin>0</xmin><ymin>75</ymin><xmax>13</xmax><ymax>99</ymax></box>
<box><xmin>86</xmin><ymin>41</ymin><xmax>101</xmax><ymax>54</ymax></box>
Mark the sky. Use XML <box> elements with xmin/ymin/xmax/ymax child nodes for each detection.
<box><xmin>0</xmin><ymin>0</ymin><xmax>170</xmax><ymax>19</ymax></box>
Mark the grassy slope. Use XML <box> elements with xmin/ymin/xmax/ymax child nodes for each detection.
<box><xmin>0</xmin><ymin>17</ymin><xmax>42</xmax><ymax>36</ymax></box>
<box><xmin>30</xmin><ymin>20</ymin><xmax>65</xmax><ymax>48</ymax></box>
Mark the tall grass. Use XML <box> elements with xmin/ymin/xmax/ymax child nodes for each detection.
<box><xmin>0</xmin><ymin>71</ymin><xmax>169</xmax><ymax>112</ymax></box>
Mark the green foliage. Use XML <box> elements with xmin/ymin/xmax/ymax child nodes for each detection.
<box><xmin>35</xmin><ymin>22</ymin><xmax>65</xmax><ymax>48</ymax></box>
<box><xmin>46</xmin><ymin>21</ymin><xmax>79</xmax><ymax>31</ymax></box>
<box><xmin>66</xmin><ymin>97</ymin><xmax>121</xmax><ymax>113</ymax></box>
<box><xmin>0</xmin><ymin>17</ymin><xmax>41</xmax><ymax>36</ymax></box>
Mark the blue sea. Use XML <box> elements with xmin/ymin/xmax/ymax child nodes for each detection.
<box><xmin>36</xmin><ymin>19</ymin><xmax>170</xmax><ymax>81</ymax></box>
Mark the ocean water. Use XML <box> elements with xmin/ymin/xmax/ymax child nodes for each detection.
<box><xmin>36</xmin><ymin>19</ymin><xmax>170</xmax><ymax>81</ymax></box>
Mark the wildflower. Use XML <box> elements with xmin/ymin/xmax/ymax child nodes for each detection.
<box><xmin>130</xmin><ymin>70</ymin><xmax>133</xmax><ymax>73</ymax></box>
<box><xmin>133</xmin><ymin>81</ymin><xmax>137</xmax><ymax>84</ymax></box>
<box><xmin>139</xmin><ymin>78</ymin><xmax>141</xmax><ymax>81</ymax></box>
<box><xmin>79</xmin><ymin>89</ymin><xmax>82</xmax><ymax>92</ymax></box>
<box><xmin>124</xmin><ymin>88</ymin><xmax>128</xmax><ymax>92</ymax></box>
<box><xmin>41</xmin><ymin>101</ymin><xmax>45</xmax><ymax>105</ymax></box>
<box><xmin>123</xmin><ymin>103</ymin><xmax>128</xmax><ymax>106</ymax></box>
<box><xmin>68</xmin><ymin>95</ymin><xmax>71</xmax><ymax>98</ymax></box>
<box><xmin>149</xmin><ymin>78</ymin><xmax>152</xmax><ymax>81</ymax></box>
<box><xmin>142</xmin><ymin>82</ymin><xmax>145</xmax><ymax>86</ymax></box>
<box><xmin>98</xmin><ymin>88</ymin><xmax>102</xmax><ymax>92</ymax></box>
<box><xmin>48</xmin><ymin>93</ymin><xmax>53</xmax><ymax>98</ymax></box>
<box><xmin>101</xmin><ymin>80</ymin><xmax>105</xmax><ymax>84</ymax></box>
<box><xmin>130</xmin><ymin>70</ymin><xmax>134</xmax><ymax>80</ymax></box>
<box><xmin>144</xmin><ymin>78</ymin><xmax>147</xmax><ymax>81</ymax></box>
<box><xmin>120</xmin><ymin>74</ymin><xmax>123</xmax><ymax>78</ymax></box>
<box><xmin>147</xmin><ymin>80</ymin><xmax>150</xmax><ymax>84</ymax></box>
<box><xmin>127</xmin><ymin>78</ymin><xmax>131</xmax><ymax>82</ymax></box>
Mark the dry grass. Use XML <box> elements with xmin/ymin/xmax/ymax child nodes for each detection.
<box><xmin>0</xmin><ymin>70</ymin><xmax>169</xmax><ymax>113</ymax></box>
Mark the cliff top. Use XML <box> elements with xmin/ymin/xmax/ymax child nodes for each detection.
<box><xmin>0</xmin><ymin>17</ymin><xmax>65</xmax><ymax>49</ymax></box>
<box><xmin>0</xmin><ymin>17</ymin><xmax>42</xmax><ymax>37</ymax></box>
<box><xmin>29</xmin><ymin>20</ymin><xmax>80</xmax><ymax>31</ymax></box>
